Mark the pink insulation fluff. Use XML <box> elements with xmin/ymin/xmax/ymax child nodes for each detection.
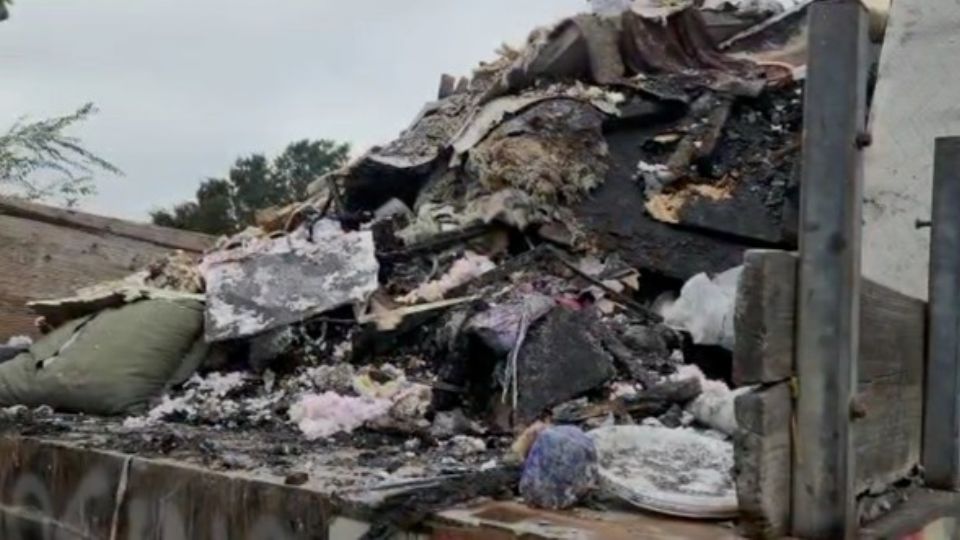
<box><xmin>288</xmin><ymin>391</ymin><xmax>391</xmax><ymax>440</ymax></box>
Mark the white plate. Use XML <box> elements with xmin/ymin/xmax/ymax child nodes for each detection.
<box><xmin>590</xmin><ymin>425</ymin><xmax>738</xmax><ymax>519</ymax></box>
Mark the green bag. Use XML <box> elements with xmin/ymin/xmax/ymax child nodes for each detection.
<box><xmin>0</xmin><ymin>298</ymin><xmax>206</xmax><ymax>415</ymax></box>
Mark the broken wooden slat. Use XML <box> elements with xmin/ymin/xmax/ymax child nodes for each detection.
<box><xmin>553</xmin><ymin>377</ymin><xmax>702</xmax><ymax>423</ymax></box>
<box><xmin>0</xmin><ymin>196</ymin><xmax>213</xmax><ymax>253</ymax></box>
<box><xmin>664</xmin><ymin>95</ymin><xmax>732</xmax><ymax>184</ymax></box>
<box><xmin>733</xmin><ymin>249</ymin><xmax>796</xmax><ymax>386</ymax></box>
<box><xmin>676</xmin><ymin>185</ymin><xmax>791</xmax><ymax>245</ymax></box>
<box><xmin>924</xmin><ymin>136</ymin><xmax>960</xmax><ymax>490</ymax></box>
<box><xmin>735</xmin><ymin>383</ymin><xmax>792</xmax><ymax>539</ymax></box>
<box><xmin>793</xmin><ymin>1</ymin><xmax>869</xmax><ymax>537</ymax></box>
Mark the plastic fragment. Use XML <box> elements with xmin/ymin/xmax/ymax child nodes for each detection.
<box><xmin>660</xmin><ymin>266</ymin><xmax>742</xmax><ymax>350</ymax></box>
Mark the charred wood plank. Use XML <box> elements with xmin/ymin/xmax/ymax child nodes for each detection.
<box><xmin>671</xmin><ymin>91</ymin><xmax>802</xmax><ymax>245</ymax></box>
<box><xmin>578</xmin><ymin>126</ymin><xmax>753</xmax><ymax>281</ymax></box>
<box><xmin>664</xmin><ymin>94</ymin><xmax>733</xmax><ymax>186</ymax></box>
<box><xmin>553</xmin><ymin>377</ymin><xmax>701</xmax><ymax>423</ymax></box>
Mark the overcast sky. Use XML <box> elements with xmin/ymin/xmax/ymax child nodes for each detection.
<box><xmin>0</xmin><ymin>0</ymin><xmax>584</xmax><ymax>221</ymax></box>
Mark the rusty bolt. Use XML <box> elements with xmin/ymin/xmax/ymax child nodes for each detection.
<box><xmin>850</xmin><ymin>396</ymin><xmax>868</xmax><ymax>420</ymax></box>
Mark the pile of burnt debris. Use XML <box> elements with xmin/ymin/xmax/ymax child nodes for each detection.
<box><xmin>0</xmin><ymin>0</ymin><xmax>812</xmax><ymax>535</ymax></box>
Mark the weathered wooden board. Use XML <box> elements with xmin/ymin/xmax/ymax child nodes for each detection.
<box><xmin>855</xmin><ymin>280</ymin><xmax>925</xmax><ymax>490</ymax></box>
<box><xmin>735</xmin><ymin>383</ymin><xmax>792</xmax><ymax>539</ymax></box>
<box><xmin>793</xmin><ymin>2</ymin><xmax>869</xmax><ymax>536</ymax></box>
<box><xmin>733</xmin><ymin>250</ymin><xmax>797</xmax><ymax>385</ymax></box>
<box><xmin>924</xmin><ymin>137</ymin><xmax>960</xmax><ymax>490</ymax></box>
<box><xmin>732</xmin><ymin>254</ymin><xmax>925</xmax><ymax>534</ymax></box>
<box><xmin>0</xmin><ymin>206</ymin><xmax>213</xmax><ymax>338</ymax></box>
<box><xmin>0</xmin><ymin>196</ymin><xmax>212</xmax><ymax>253</ymax></box>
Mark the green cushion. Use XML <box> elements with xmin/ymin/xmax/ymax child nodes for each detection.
<box><xmin>0</xmin><ymin>298</ymin><xmax>204</xmax><ymax>415</ymax></box>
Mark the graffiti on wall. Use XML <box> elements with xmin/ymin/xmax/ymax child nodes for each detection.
<box><xmin>1</xmin><ymin>466</ymin><xmax>308</xmax><ymax>540</ymax></box>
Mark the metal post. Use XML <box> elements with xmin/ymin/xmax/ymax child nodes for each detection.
<box><xmin>924</xmin><ymin>136</ymin><xmax>960</xmax><ymax>489</ymax></box>
<box><xmin>792</xmin><ymin>1</ymin><xmax>869</xmax><ymax>538</ymax></box>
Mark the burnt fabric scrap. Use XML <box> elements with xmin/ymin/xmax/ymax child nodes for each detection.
<box><xmin>481</xmin><ymin>7</ymin><xmax>762</xmax><ymax>105</ymax></box>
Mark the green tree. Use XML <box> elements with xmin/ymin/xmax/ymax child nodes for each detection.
<box><xmin>0</xmin><ymin>103</ymin><xmax>121</xmax><ymax>207</ymax></box>
<box><xmin>229</xmin><ymin>154</ymin><xmax>276</xmax><ymax>226</ymax></box>
<box><xmin>151</xmin><ymin>138</ymin><xmax>349</xmax><ymax>235</ymax></box>
<box><xmin>194</xmin><ymin>178</ymin><xmax>236</xmax><ymax>234</ymax></box>
<box><xmin>151</xmin><ymin>178</ymin><xmax>235</xmax><ymax>234</ymax></box>
<box><xmin>273</xmin><ymin>139</ymin><xmax>350</xmax><ymax>201</ymax></box>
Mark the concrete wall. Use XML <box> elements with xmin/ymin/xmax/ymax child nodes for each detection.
<box><xmin>861</xmin><ymin>0</ymin><xmax>960</xmax><ymax>300</ymax></box>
